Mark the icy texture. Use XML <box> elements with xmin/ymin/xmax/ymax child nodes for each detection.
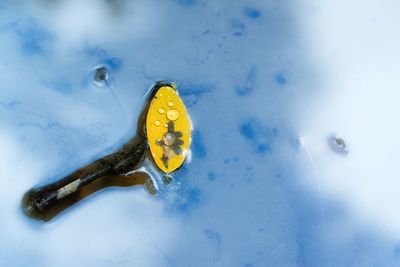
<box><xmin>1</xmin><ymin>0</ymin><xmax>400</xmax><ymax>266</ymax></box>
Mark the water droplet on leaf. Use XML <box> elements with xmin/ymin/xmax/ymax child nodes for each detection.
<box><xmin>163</xmin><ymin>133</ymin><xmax>176</xmax><ymax>146</ymax></box>
<box><xmin>167</xmin><ymin>109</ymin><xmax>179</xmax><ymax>121</ymax></box>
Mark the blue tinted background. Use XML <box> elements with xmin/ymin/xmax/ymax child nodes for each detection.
<box><xmin>1</xmin><ymin>0</ymin><xmax>400</xmax><ymax>266</ymax></box>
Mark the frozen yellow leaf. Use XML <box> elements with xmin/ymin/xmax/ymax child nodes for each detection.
<box><xmin>146</xmin><ymin>85</ymin><xmax>191</xmax><ymax>173</ymax></box>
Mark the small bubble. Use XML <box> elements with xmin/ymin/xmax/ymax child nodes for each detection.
<box><xmin>162</xmin><ymin>174</ymin><xmax>172</xmax><ymax>185</ymax></box>
<box><xmin>164</xmin><ymin>124</ymin><xmax>168</xmax><ymax>127</ymax></box>
<box><xmin>296</xmin><ymin>137</ymin><xmax>305</xmax><ymax>146</ymax></box>
<box><xmin>154</xmin><ymin>120</ymin><xmax>160</xmax><ymax>126</ymax></box>
<box><xmin>328</xmin><ymin>136</ymin><xmax>349</xmax><ymax>155</ymax></box>
<box><xmin>158</xmin><ymin>108</ymin><xmax>165</xmax><ymax>114</ymax></box>
<box><xmin>93</xmin><ymin>67</ymin><xmax>108</xmax><ymax>84</ymax></box>
<box><xmin>167</xmin><ymin>101</ymin><xmax>174</xmax><ymax>107</ymax></box>
<box><xmin>167</xmin><ymin>109</ymin><xmax>180</xmax><ymax>121</ymax></box>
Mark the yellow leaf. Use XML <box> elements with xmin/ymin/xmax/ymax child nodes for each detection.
<box><xmin>146</xmin><ymin>85</ymin><xmax>191</xmax><ymax>173</ymax></box>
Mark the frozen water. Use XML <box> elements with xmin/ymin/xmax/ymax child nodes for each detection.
<box><xmin>1</xmin><ymin>0</ymin><xmax>400</xmax><ymax>266</ymax></box>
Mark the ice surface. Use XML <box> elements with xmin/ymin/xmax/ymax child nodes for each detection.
<box><xmin>1</xmin><ymin>0</ymin><xmax>400</xmax><ymax>266</ymax></box>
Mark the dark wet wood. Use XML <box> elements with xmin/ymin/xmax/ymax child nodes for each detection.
<box><xmin>22</xmin><ymin>137</ymin><xmax>149</xmax><ymax>221</ymax></box>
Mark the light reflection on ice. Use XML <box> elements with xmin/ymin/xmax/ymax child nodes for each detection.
<box><xmin>299</xmin><ymin>0</ymin><xmax>400</xmax><ymax>237</ymax></box>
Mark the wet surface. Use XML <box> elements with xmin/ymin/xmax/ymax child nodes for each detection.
<box><xmin>1</xmin><ymin>0</ymin><xmax>400</xmax><ymax>267</ymax></box>
<box><xmin>22</xmin><ymin>82</ymin><xmax>189</xmax><ymax>221</ymax></box>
